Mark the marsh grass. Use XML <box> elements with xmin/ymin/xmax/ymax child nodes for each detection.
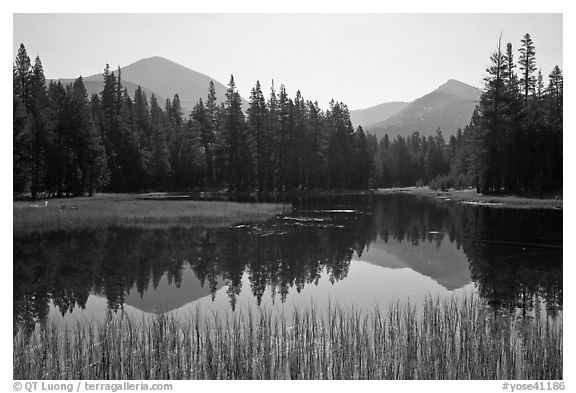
<box><xmin>13</xmin><ymin>296</ymin><xmax>562</xmax><ymax>380</ymax></box>
<box><xmin>13</xmin><ymin>194</ymin><xmax>289</xmax><ymax>234</ymax></box>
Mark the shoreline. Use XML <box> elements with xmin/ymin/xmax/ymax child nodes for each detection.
<box><xmin>13</xmin><ymin>186</ymin><xmax>562</xmax><ymax>235</ymax></box>
<box><xmin>375</xmin><ymin>186</ymin><xmax>562</xmax><ymax>210</ymax></box>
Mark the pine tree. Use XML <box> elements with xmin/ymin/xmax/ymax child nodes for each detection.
<box><xmin>68</xmin><ymin>77</ymin><xmax>109</xmax><ymax>195</ymax></box>
<box><xmin>149</xmin><ymin>94</ymin><xmax>171</xmax><ymax>189</ymax></box>
<box><xmin>266</xmin><ymin>81</ymin><xmax>280</xmax><ymax>191</ymax></box>
<box><xmin>543</xmin><ymin>66</ymin><xmax>563</xmax><ymax>192</ymax></box>
<box><xmin>292</xmin><ymin>90</ymin><xmax>308</xmax><ymax>189</ymax></box>
<box><xmin>192</xmin><ymin>99</ymin><xmax>212</xmax><ymax>187</ymax></box>
<box><xmin>247</xmin><ymin>81</ymin><xmax>268</xmax><ymax>193</ymax></box>
<box><xmin>276</xmin><ymin>85</ymin><xmax>291</xmax><ymax>190</ymax></box>
<box><xmin>502</xmin><ymin>42</ymin><xmax>522</xmax><ymax>192</ymax></box>
<box><xmin>307</xmin><ymin>100</ymin><xmax>325</xmax><ymax>189</ymax></box>
<box><xmin>46</xmin><ymin>81</ymin><xmax>68</xmax><ymax>196</ymax></box>
<box><xmin>536</xmin><ymin>69</ymin><xmax>544</xmax><ymax>102</ymax></box>
<box><xmin>326</xmin><ymin>100</ymin><xmax>355</xmax><ymax>188</ymax></box>
<box><xmin>353</xmin><ymin>126</ymin><xmax>374</xmax><ymax>189</ymax></box>
<box><xmin>205</xmin><ymin>81</ymin><xmax>218</xmax><ymax>186</ymax></box>
<box><xmin>13</xmin><ymin>52</ymin><xmax>33</xmax><ymax>194</ymax></box>
<box><xmin>14</xmin><ymin>44</ymin><xmax>32</xmax><ymax>106</ymax></box>
<box><xmin>28</xmin><ymin>56</ymin><xmax>52</xmax><ymax>198</ymax></box>
<box><xmin>223</xmin><ymin>75</ymin><xmax>248</xmax><ymax>191</ymax></box>
<box><xmin>546</xmin><ymin>65</ymin><xmax>563</xmax><ymax>119</ymax></box>
<box><xmin>99</xmin><ymin>64</ymin><xmax>117</xmax><ymax>188</ymax></box>
<box><xmin>167</xmin><ymin>94</ymin><xmax>185</xmax><ymax>189</ymax></box>
<box><xmin>132</xmin><ymin>86</ymin><xmax>152</xmax><ymax>186</ymax></box>
<box><xmin>518</xmin><ymin>33</ymin><xmax>537</xmax><ymax>106</ymax></box>
<box><xmin>13</xmin><ymin>81</ymin><xmax>31</xmax><ymax>194</ymax></box>
<box><xmin>97</xmin><ymin>66</ymin><xmax>143</xmax><ymax>191</ymax></box>
<box><xmin>505</xmin><ymin>43</ymin><xmax>517</xmax><ymax>88</ymax></box>
<box><xmin>472</xmin><ymin>37</ymin><xmax>509</xmax><ymax>193</ymax></box>
<box><xmin>180</xmin><ymin>118</ymin><xmax>203</xmax><ymax>190</ymax></box>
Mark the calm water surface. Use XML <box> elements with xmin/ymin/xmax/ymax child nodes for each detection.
<box><xmin>13</xmin><ymin>194</ymin><xmax>562</xmax><ymax>330</ymax></box>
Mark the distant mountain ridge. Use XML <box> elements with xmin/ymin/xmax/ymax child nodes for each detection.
<box><xmin>58</xmin><ymin>56</ymin><xmax>247</xmax><ymax>114</ymax></box>
<box><xmin>351</xmin><ymin>79</ymin><xmax>482</xmax><ymax>139</ymax></box>
<box><xmin>349</xmin><ymin>101</ymin><xmax>409</xmax><ymax>130</ymax></box>
<box><xmin>56</xmin><ymin>58</ymin><xmax>479</xmax><ymax>134</ymax></box>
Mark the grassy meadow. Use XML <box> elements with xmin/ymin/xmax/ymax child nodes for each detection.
<box><xmin>13</xmin><ymin>193</ymin><xmax>289</xmax><ymax>234</ymax></box>
<box><xmin>13</xmin><ymin>296</ymin><xmax>562</xmax><ymax>380</ymax></box>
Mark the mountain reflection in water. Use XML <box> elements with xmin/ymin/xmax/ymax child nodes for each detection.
<box><xmin>14</xmin><ymin>194</ymin><xmax>562</xmax><ymax>331</ymax></box>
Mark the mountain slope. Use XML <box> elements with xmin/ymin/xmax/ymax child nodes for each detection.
<box><xmin>83</xmin><ymin>56</ymin><xmax>246</xmax><ymax>113</ymax></box>
<box><xmin>54</xmin><ymin>78</ymin><xmax>164</xmax><ymax>106</ymax></box>
<box><xmin>360</xmin><ymin>79</ymin><xmax>482</xmax><ymax>139</ymax></box>
<box><xmin>350</xmin><ymin>101</ymin><xmax>409</xmax><ymax>128</ymax></box>
<box><xmin>122</xmin><ymin>268</ymin><xmax>224</xmax><ymax>314</ymax></box>
<box><xmin>360</xmin><ymin>236</ymin><xmax>472</xmax><ymax>291</ymax></box>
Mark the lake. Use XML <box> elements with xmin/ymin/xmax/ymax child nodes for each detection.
<box><xmin>13</xmin><ymin>193</ymin><xmax>562</xmax><ymax>331</ymax></box>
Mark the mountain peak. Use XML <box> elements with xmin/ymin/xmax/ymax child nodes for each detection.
<box><xmin>351</xmin><ymin>78</ymin><xmax>482</xmax><ymax>138</ymax></box>
<box><xmin>436</xmin><ymin>79</ymin><xmax>481</xmax><ymax>97</ymax></box>
<box><xmin>82</xmin><ymin>55</ymin><xmax>247</xmax><ymax>113</ymax></box>
<box><xmin>139</xmin><ymin>56</ymin><xmax>179</xmax><ymax>65</ymax></box>
<box><xmin>144</xmin><ymin>56</ymin><xmax>168</xmax><ymax>61</ymax></box>
<box><xmin>128</xmin><ymin>56</ymin><xmax>193</xmax><ymax>72</ymax></box>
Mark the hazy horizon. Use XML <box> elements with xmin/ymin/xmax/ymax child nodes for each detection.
<box><xmin>13</xmin><ymin>13</ymin><xmax>562</xmax><ymax>110</ymax></box>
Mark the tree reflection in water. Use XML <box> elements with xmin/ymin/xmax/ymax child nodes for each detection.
<box><xmin>14</xmin><ymin>194</ymin><xmax>562</xmax><ymax>332</ymax></box>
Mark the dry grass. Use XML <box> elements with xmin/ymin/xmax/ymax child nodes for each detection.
<box><xmin>13</xmin><ymin>194</ymin><xmax>289</xmax><ymax>234</ymax></box>
<box><xmin>13</xmin><ymin>296</ymin><xmax>562</xmax><ymax>380</ymax></box>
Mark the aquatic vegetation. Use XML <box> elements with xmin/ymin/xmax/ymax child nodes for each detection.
<box><xmin>13</xmin><ymin>296</ymin><xmax>562</xmax><ymax>380</ymax></box>
<box><xmin>13</xmin><ymin>194</ymin><xmax>288</xmax><ymax>234</ymax></box>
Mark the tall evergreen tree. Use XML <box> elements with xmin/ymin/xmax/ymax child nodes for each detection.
<box><xmin>307</xmin><ymin>100</ymin><xmax>325</xmax><ymax>189</ymax></box>
<box><xmin>167</xmin><ymin>94</ymin><xmax>185</xmax><ymax>189</ymax></box>
<box><xmin>46</xmin><ymin>81</ymin><xmax>69</xmax><ymax>196</ymax></box>
<box><xmin>149</xmin><ymin>95</ymin><xmax>171</xmax><ymax>189</ymax></box>
<box><xmin>265</xmin><ymin>81</ymin><xmax>280</xmax><ymax>191</ymax></box>
<box><xmin>223</xmin><ymin>75</ymin><xmax>249</xmax><ymax>190</ymax></box>
<box><xmin>205</xmin><ymin>81</ymin><xmax>218</xmax><ymax>186</ymax></box>
<box><xmin>13</xmin><ymin>78</ymin><xmax>31</xmax><ymax>194</ymax></box>
<box><xmin>518</xmin><ymin>33</ymin><xmax>537</xmax><ymax>105</ymax></box>
<box><xmin>546</xmin><ymin>65</ymin><xmax>563</xmax><ymax>118</ymax></box>
<box><xmin>292</xmin><ymin>90</ymin><xmax>308</xmax><ymax>189</ymax></box>
<box><xmin>471</xmin><ymin>37</ymin><xmax>509</xmax><ymax>193</ymax></box>
<box><xmin>68</xmin><ymin>77</ymin><xmax>109</xmax><ymax>195</ymax></box>
<box><xmin>352</xmin><ymin>126</ymin><xmax>374</xmax><ymax>189</ymax></box>
<box><xmin>192</xmin><ymin>99</ymin><xmax>213</xmax><ymax>187</ymax></box>
<box><xmin>28</xmin><ymin>56</ymin><xmax>52</xmax><ymax>198</ymax></box>
<box><xmin>247</xmin><ymin>81</ymin><xmax>268</xmax><ymax>192</ymax></box>
<box><xmin>13</xmin><ymin>52</ymin><xmax>33</xmax><ymax>194</ymax></box>
<box><xmin>276</xmin><ymin>85</ymin><xmax>291</xmax><ymax>190</ymax></box>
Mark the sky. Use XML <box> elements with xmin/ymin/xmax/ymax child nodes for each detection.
<box><xmin>13</xmin><ymin>14</ymin><xmax>562</xmax><ymax>109</ymax></box>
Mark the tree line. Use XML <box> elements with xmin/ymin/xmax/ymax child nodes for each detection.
<box><xmin>13</xmin><ymin>33</ymin><xmax>562</xmax><ymax>198</ymax></box>
<box><xmin>13</xmin><ymin>44</ymin><xmax>373</xmax><ymax>198</ymax></box>
<box><xmin>368</xmin><ymin>33</ymin><xmax>562</xmax><ymax>195</ymax></box>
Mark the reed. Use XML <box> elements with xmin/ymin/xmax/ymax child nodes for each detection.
<box><xmin>13</xmin><ymin>296</ymin><xmax>562</xmax><ymax>380</ymax></box>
